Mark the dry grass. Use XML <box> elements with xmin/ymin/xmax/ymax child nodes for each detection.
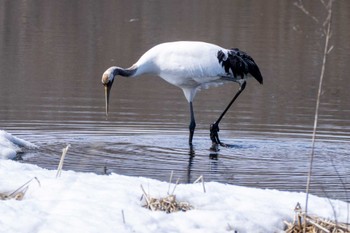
<box><xmin>0</xmin><ymin>177</ymin><xmax>40</xmax><ymax>201</ymax></box>
<box><xmin>140</xmin><ymin>171</ymin><xmax>199</xmax><ymax>213</ymax></box>
<box><xmin>141</xmin><ymin>191</ymin><xmax>193</xmax><ymax>213</ymax></box>
<box><xmin>284</xmin><ymin>203</ymin><xmax>350</xmax><ymax>233</ymax></box>
<box><xmin>0</xmin><ymin>189</ymin><xmax>27</xmax><ymax>201</ymax></box>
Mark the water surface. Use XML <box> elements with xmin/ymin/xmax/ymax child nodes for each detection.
<box><xmin>1</xmin><ymin>0</ymin><xmax>349</xmax><ymax>202</ymax></box>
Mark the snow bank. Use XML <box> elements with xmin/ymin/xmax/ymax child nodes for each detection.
<box><xmin>0</xmin><ymin>159</ymin><xmax>348</xmax><ymax>233</ymax></box>
<box><xmin>0</xmin><ymin>130</ymin><xmax>37</xmax><ymax>159</ymax></box>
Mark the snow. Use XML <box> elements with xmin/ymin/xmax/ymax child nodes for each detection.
<box><xmin>0</xmin><ymin>130</ymin><xmax>37</xmax><ymax>159</ymax></box>
<box><xmin>0</xmin><ymin>130</ymin><xmax>349</xmax><ymax>233</ymax></box>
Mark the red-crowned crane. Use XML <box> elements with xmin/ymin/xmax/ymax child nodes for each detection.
<box><xmin>101</xmin><ymin>41</ymin><xmax>263</xmax><ymax>149</ymax></box>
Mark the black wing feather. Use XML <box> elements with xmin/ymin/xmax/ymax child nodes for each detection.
<box><xmin>217</xmin><ymin>48</ymin><xmax>263</xmax><ymax>84</ymax></box>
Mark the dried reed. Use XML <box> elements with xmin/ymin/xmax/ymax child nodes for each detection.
<box><xmin>140</xmin><ymin>172</ymin><xmax>200</xmax><ymax>213</ymax></box>
<box><xmin>0</xmin><ymin>177</ymin><xmax>40</xmax><ymax>201</ymax></box>
<box><xmin>284</xmin><ymin>203</ymin><xmax>350</xmax><ymax>233</ymax></box>
<box><xmin>295</xmin><ymin>0</ymin><xmax>335</xmax><ymax>217</ymax></box>
<box><xmin>56</xmin><ymin>144</ymin><xmax>70</xmax><ymax>178</ymax></box>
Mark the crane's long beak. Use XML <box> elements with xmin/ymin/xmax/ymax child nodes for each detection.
<box><xmin>104</xmin><ymin>83</ymin><xmax>111</xmax><ymax>117</ymax></box>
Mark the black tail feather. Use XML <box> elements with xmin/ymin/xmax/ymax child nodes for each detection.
<box><xmin>217</xmin><ymin>48</ymin><xmax>263</xmax><ymax>84</ymax></box>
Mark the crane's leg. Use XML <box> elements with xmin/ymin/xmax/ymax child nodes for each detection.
<box><xmin>189</xmin><ymin>101</ymin><xmax>196</xmax><ymax>145</ymax></box>
<box><xmin>210</xmin><ymin>81</ymin><xmax>246</xmax><ymax>149</ymax></box>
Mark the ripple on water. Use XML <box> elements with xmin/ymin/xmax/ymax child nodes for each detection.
<box><xmin>12</xmin><ymin>125</ymin><xmax>350</xmax><ymax>202</ymax></box>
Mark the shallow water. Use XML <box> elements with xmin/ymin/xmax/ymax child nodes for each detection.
<box><xmin>1</xmin><ymin>0</ymin><xmax>350</xmax><ymax>202</ymax></box>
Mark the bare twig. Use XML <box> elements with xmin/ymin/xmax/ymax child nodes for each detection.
<box><xmin>320</xmin><ymin>0</ymin><xmax>327</xmax><ymax>8</ymax></box>
<box><xmin>166</xmin><ymin>171</ymin><xmax>181</xmax><ymax>195</ymax></box>
<box><xmin>121</xmin><ymin>209</ymin><xmax>126</xmax><ymax>224</ymax></box>
<box><xmin>294</xmin><ymin>0</ymin><xmax>319</xmax><ymax>23</ymax></box>
<box><xmin>56</xmin><ymin>144</ymin><xmax>70</xmax><ymax>178</ymax></box>
<box><xmin>193</xmin><ymin>175</ymin><xmax>206</xmax><ymax>193</ymax></box>
<box><xmin>304</xmin><ymin>0</ymin><xmax>334</xmax><ymax>218</ymax></box>
<box><xmin>170</xmin><ymin>178</ymin><xmax>180</xmax><ymax>195</ymax></box>
<box><xmin>0</xmin><ymin>177</ymin><xmax>40</xmax><ymax>201</ymax></box>
<box><xmin>167</xmin><ymin>171</ymin><xmax>174</xmax><ymax>195</ymax></box>
<box><xmin>295</xmin><ymin>1</ymin><xmax>336</xmax><ymax>232</ymax></box>
<box><xmin>140</xmin><ymin>184</ymin><xmax>155</xmax><ymax>211</ymax></box>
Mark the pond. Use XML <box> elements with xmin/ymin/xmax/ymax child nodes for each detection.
<box><xmin>1</xmin><ymin>0</ymin><xmax>349</xmax><ymax>202</ymax></box>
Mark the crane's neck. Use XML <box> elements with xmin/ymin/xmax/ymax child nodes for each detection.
<box><xmin>112</xmin><ymin>65</ymin><xmax>138</xmax><ymax>77</ymax></box>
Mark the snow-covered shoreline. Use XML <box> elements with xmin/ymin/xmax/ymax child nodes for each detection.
<box><xmin>1</xmin><ymin>159</ymin><xmax>348</xmax><ymax>233</ymax></box>
<box><xmin>0</xmin><ymin>130</ymin><xmax>348</xmax><ymax>233</ymax></box>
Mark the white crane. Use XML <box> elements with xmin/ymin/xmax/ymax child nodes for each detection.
<box><xmin>102</xmin><ymin>41</ymin><xmax>263</xmax><ymax>149</ymax></box>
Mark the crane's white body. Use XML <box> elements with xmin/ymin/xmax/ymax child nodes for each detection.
<box><xmin>132</xmin><ymin>41</ymin><xmax>231</xmax><ymax>102</ymax></box>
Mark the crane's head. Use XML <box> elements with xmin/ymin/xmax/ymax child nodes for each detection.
<box><xmin>102</xmin><ymin>67</ymin><xmax>117</xmax><ymax>117</ymax></box>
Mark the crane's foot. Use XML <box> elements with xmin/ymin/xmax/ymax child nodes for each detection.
<box><xmin>210</xmin><ymin>123</ymin><xmax>229</xmax><ymax>151</ymax></box>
